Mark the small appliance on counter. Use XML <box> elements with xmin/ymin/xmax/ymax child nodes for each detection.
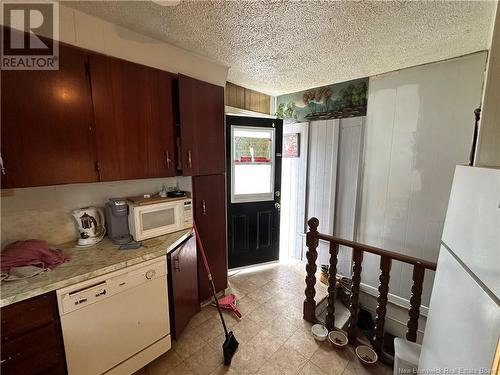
<box><xmin>167</xmin><ymin>190</ymin><xmax>187</xmax><ymax>198</ymax></box>
<box><xmin>105</xmin><ymin>198</ymin><xmax>132</xmax><ymax>245</ymax></box>
<box><xmin>128</xmin><ymin>196</ymin><xmax>193</xmax><ymax>241</ymax></box>
<box><xmin>72</xmin><ymin>207</ymin><xmax>106</xmax><ymax>247</ymax></box>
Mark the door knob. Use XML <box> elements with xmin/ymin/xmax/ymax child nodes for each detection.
<box><xmin>275</xmin><ymin>191</ymin><xmax>280</xmax><ymax>197</ymax></box>
<box><xmin>274</xmin><ymin>203</ymin><xmax>281</xmax><ymax>210</ymax></box>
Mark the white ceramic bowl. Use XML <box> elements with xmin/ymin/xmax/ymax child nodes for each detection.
<box><xmin>311</xmin><ymin>324</ymin><xmax>328</xmax><ymax>341</ymax></box>
<box><xmin>355</xmin><ymin>345</ymin><xmax>378</xmax><ymax>365</ymax></box>
<box><xmin>328</xmin><ymin>331</ymin><xmax>348</xmax><ymax>349</ymax></box>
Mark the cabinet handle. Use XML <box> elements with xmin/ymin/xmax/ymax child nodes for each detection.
<box><xmin>202</xmin><ymin>200</ymin><xmax>207</xmax><ymax>215</ymax></box>
<box><xmin>187</xmin><ymin>150</ymin><xmax>192</xmax><ymax>169</ymax></box>
<box><xmin>0</xmin><ymin>154</ymin><xmax>5</xmax><ymax>175</ymax></box>
<box><xmin>165</xmin><ymin>151</ymin><xmax>171</xmax><ymax>169</ymax></box>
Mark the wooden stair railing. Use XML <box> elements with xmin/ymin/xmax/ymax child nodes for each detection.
<box><xmin>303</xmin><ymin>217</ymin><xmax>437</xmax><ymax>357</ymax></box>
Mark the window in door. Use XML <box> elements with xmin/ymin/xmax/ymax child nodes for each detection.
<box><xmin>231</xmin><ymin>126</ymin><xmax>275</xmax><ymax>203</ymax></box>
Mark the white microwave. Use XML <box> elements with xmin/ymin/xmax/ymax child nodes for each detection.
<box><xmin>128</xmin><ymin>198</ymin><xmax>193</xmax><ymax>241</ymax></box>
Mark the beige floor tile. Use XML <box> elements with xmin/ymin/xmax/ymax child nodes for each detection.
<box><xmin>231</xmin><ymin>316</ymin><xmax>265</xmax><ymax>343</ymax></box>
<box><xmin>197</xmin><ymin>317</ymin><xmax>229</xmax><ymax>342</ymax></box>
<box><xmin>173</xmin><ymin>329</ymin><xmax>207</xmax><ymax>360</ymax></box>
<box><xmin>309</xmin><ymin>342</ymin><xmax>352</xmax><ymax>375</ymax></box>
<box><xmin>147</xmin><ymin>349</ymin><xmax>183</xmax><ymax>374</ymax></box>
<box><xmin>246</xmin><ymin>285</ymin><xmax>276</xmax><ymax>302</ymax></box>
<box><xmin>246</xmin><ymin>305</ymin><xmax>278</xmax><ymax>325</ymax></box>
<box><xmin>167</xmin><ymin>362</ymin><xmax>195</xmax><ymax>375</ymax></box>
<box><xmin>253</xmin><ymin>361</ymin><xmax>278</xmax><ymax>375</ymax></box>
<box><xmin>266</xmin><ymin>316</ymin><xmax>300</xmax><ymax>341</ymax></box>
<box><xmin>298</xmin><ymin>361</ymin><xmax>328</xmax><ymax>375</ymax></box>
<box><xmin>170</xmin><ymin>262</ymin><xmax>393</xmax><ymax>375</ymax></box>
<box><xmin>287</xmin><ymin>306</ymin><xmax>305</xmax><ymax>321</ymax></box>
<box><xmin>264</xmin><ymin>344</ymin><xmax>308</xmax><ymax>375</ymax></box>
<box><xmin>186</xmin><ymin>308</ymin><xmax>213</xmax><ymax>329</ymax></box>
<box><xmin>184</xmin><ymin>344</ymin><xmax>223</xmax><ymax>375</ymax></box>
<box><xmin>229</xmin><ymin>341</ymin><xmax>268</xmax><ymax>375</ymax></box>
<box><xmin>297</xmin><ymin>319</ymin><xmax>315</xmax><ymax>334</ymax></box>
<box><xmin>247</xmin><ymin>329</ymin><xmax>286</xmax><ymax>359</ymax></box>
<box><xmin>206</xmin><ymin>332</ymin><xmax>227</xmax><ymax>353</ymax></box>
<box><xmin>209</xmin><ymin>364</ymin><xmax>239</xmax><ymax>375</ymax></box>
<box><xmin>285</xmin><ymin>329</ymin><xmax>322</xmax><ymax>360</ymax></box>
<box><xmin>234</xmin><ymin>295</ymin><xmax>260</xmax><ymax>317</ymax></box>
<box><xmin>343</xmin><ymin>355</ymin><xmax>392</xmax><ymax>375</ymax></box>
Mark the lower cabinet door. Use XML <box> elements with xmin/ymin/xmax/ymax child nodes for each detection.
<box><xmin>168</xmin><ymin>235</ymin><xmax>200</xmax><ymax>339</ymax></box>
<box><xmin>1</xmin><ymin>323</ymin><xmax>66</xmax><ymax>375</ymax></box>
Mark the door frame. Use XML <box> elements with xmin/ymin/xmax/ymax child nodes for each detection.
<box><xmin>280</xmin><ymin>122</ymin><xmax>309</xmax><ymax>261</ymax></box>
<box><xmin>226</xmin><ymin>115</ymin><xmax>283</xmax><ymax>269</ymax></box>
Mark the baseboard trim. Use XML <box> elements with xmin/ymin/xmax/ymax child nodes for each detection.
<box><xmin>360</xmin><ymin>282</ymin><xmax>429</xmax><ymax>317</ymax></box>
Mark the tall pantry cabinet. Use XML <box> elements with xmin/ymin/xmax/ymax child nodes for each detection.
<box><xmin>178</xmin><ymin>75</ymin><xmax>228</xmax><ymax>302</ymax></box>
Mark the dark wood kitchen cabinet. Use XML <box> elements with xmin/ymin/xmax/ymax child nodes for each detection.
<box><xmin>89</xmin><ymin>54</ymin><xmax>177</xmax><ymax>181</ymax></box>
<box><xmin>167</xmin><ymin>234</ymin><xmax>200</xmax><ymax>339</ymax></box>
<box><xmin>192</xmin><ymin>174</ymin><xmax>228</xmax><ymax>302</ymax></box>
<box><xmin>1</xmin><ymin>42</ymin><xmax>98</xmax><ymax>188</ymax></box>
<box><xmin>178</xmin><ymin>74</ymin><xmax>225</xmax><ymax>176</ymax></box>
<box><xmin>1</xmin><ymin>292</ymin><xmax>67</xmax><ymax>374</ymax></box>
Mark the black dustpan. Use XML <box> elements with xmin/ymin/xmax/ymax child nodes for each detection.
<box><xmin>193</xmin><ymin>222</ymin><xmax>239</xmax><ymax>365</ymax></box>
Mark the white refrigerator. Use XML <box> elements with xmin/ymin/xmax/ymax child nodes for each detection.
<box><xmin>419</xmin><ymin>166</ymin><xmax>500</xmax><ymax>372</ymax></box>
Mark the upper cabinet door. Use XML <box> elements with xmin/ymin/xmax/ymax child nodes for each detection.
<box><xmin>89</xmin><ymin>54</ymin><xmax>177</xmax><ymax>181</ymax></box>
<box><xmin>178</xmin><ymin>74</ymin><xmax>225</xmax><ymax>176</ymax></box>
<box><xmin>1</xmin><ymin>43</ymin><xmax>98</xmax><ymax>188</ymax></box>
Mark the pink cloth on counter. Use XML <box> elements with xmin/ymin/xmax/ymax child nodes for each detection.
<box><xmin>1</xmin><ymin>240</ymin><xmax>70</xmax><ymax>272</ymax></box>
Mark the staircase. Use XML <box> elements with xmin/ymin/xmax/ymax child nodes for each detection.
<box><xmin>302</xmin><ymin>217</ymin><xmax>437</xmax><ymax>362</ymax></box>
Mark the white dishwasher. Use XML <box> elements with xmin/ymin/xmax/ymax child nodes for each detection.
<box><xmin>57</xmin><ymin>257</ymin><xmax>171</xmax><ymax>375</ymax></box>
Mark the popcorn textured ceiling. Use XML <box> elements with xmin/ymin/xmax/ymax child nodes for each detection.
<box><xmin>64</xmin><ymin>1</ymin><xmax>496</xmax><ymax>96</ymax></box>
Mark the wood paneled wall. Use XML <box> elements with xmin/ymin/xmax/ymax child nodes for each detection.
<box><xmin>225</xmin><ymin>82</ymin><xmax>271</xmax><ymax>115</ymax></box>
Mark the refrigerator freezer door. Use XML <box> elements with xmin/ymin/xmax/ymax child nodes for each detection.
<box><xmin>442</xmin><ymin>166</ymin><xmax>500</xmax><ymax>297</ymax></box>
<box><xmin>419</xmin><ymin>246</ymin><xmax>500</xmax><ymax>372</ymax></box>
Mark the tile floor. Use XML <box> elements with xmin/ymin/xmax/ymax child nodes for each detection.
<box><xmin>136</xmin><ymin>259</ymin><xmax>392</xmax><ymax>375</ymax></box>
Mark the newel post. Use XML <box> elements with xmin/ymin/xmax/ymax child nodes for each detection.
<box><xmin>303</xmin><ymin>217</ymin><xmax>319</xmax><ymax>322</ymax></box>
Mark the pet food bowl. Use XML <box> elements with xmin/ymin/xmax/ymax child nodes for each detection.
<box><xmin>355</xmin><ymin>345</ymin><xmax>378</xmax><ymax>365</ymax></box>
<box><xmin>328</xmin><ymin>330</ymin><xmax>348</xmax><ymax>349</ymax></box>
<box><xmin>311</xmin><ymin>324</ymin><xmax>328</xmax><ymax>341</ymax></box>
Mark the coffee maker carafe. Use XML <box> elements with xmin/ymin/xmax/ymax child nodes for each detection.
<box><xmin>105</xmin><ymin>198</ymin><xmax>132</xmax><ymax>245</ymax></box>
<box><xmin>72</xmin><ymin>207</ymin><xmax>106</xmax><ymax>246</ymax></box>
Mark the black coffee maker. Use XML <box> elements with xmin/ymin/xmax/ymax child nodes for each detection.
<box><xmin>105</xmin><ymin>198</ymin><xmax>132</xmax><ymax>244</ymax></box>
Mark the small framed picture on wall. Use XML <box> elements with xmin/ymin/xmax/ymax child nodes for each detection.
<box><xmin>283</xmin><ymin>133</ymin><xmax>300</xmax><ymax>158</ymax></box>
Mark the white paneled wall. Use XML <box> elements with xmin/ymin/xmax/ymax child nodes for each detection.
<box><xmin>334</xmin><ymin>118</ymin><xmax>364</xmax><ymax>276</ymax></box>
<box><xmin>305</xmin><ymin>117</ymin><xmax>364</xmax><ymax>270</ymax></box>
<box><xmin>358</xmin><ymin>52</ymin><xmax>487</xmax><ymax>307</ymax></box>
<box><xmin>280</xmin><ymin>123</ymin><xmax>309</xmax><ymax>260</ymax></box>
<box><xmin>306</xmin><ymin>120</ymin><xmax>339</xmax><ymax>266</ymax></box>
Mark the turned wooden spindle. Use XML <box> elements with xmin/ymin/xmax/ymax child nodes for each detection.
<box><xmin>347</xmin><ymin>247</ymin><xmax>363</xmax><ymax>343</ymax></box>
<box><xmin>373</xmin><ymin>256</ymin><xmax>392</xmax><ymax>355</ymax></box>
<box><xmin>406</xmin><ymin>265</ymin><xmax>425</xmax><ymax>342</ymax></box>
<box><xmin>325</xmin><ymin>241</ymin><xmax>339</xmax><ymax>331</ymax></box>
<box><xmin>303</xmin><ymin>217</ymin><xmax>320</xmax><ymax>322</ymax></box>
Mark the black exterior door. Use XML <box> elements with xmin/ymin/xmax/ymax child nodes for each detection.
<box><xmin>226</xmin><ymin>116</ymin><xmax>283</xmax><ymax>269</ymax></box>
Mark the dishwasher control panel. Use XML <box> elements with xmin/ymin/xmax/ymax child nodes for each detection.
<box><xmin>57</xmin><ymin>257</ymin><xmax>167</xmax><ymax>315</ymax></box>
